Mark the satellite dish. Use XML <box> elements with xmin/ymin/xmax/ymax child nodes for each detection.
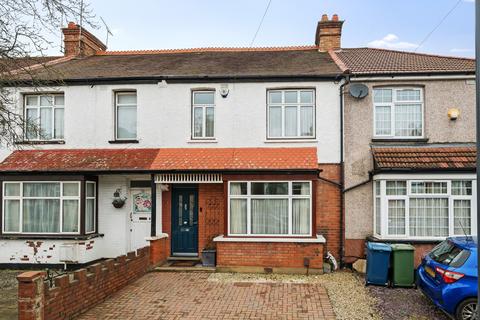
<box><xmin>349</xmin><ymin>83</ymin><xmax>369</xmax><ymax>99</ymax></box>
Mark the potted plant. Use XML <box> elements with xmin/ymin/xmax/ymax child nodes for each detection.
<box><xmin>201</xmin><ymin>238</ymin><xmax>216</xmax><ymax>267</ymax></box>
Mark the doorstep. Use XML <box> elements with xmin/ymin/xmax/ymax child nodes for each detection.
<box><xmin>153</xmin><ymin>257</ymin><xmax>216</xmax><ymax>273</ymax></box>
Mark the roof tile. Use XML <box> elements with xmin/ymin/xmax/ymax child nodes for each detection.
<box><xmin>0</xmin><ymin>148</ymin><xmax>318</xmax><ymax>172</ymax></box>
<box><xmin>372</xmin><ymin>146</ymin><xmax>476</xmax><ymax>171</ymax></box>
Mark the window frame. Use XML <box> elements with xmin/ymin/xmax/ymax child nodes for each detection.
<box><xmin>227</xmin><ymin>181</ymin><xmax>313</xmax><ymax>237</ymax></box>
<box><xmin>266</xmin><ymin>89</ymin><xmax>316</xmax><ymax>140</ymax></box>
<box><xmin>373</xmin><ymin>87</ymin><xmax>424</xmax><ymax>139</ymax></box>
<box><xmin>24</xmin><ymin>93</ymin><xmax>65</xmax><ymax>141</ymax></box>
<box><xmin>191</xmin><ymin>90</ymin><xmax>216</xmax><ymax>140</ymax></box>
<box><xmin>85</xmin><ymin>181</ymin><xmax>97</xmax><ymax>234</ymax></box>
<box><xmin>373</xmin><ymin>177</ymin><xmax>476</xmax><ymax>240</ymax></box>
<box><xmin>114</xmin><ymin>91</ymin><xmax>138</xmax><ymax>141</ymax></box>
<box><xmin>2</xmin><ymin>181</ymin><xmax>81</xmax><ymax>235</ymax></box>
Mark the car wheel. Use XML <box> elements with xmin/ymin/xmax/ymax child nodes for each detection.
<box><xmin>456</xmin><ymin>298</ymin><xmax>477</xmax><ymax>320</ymax></box>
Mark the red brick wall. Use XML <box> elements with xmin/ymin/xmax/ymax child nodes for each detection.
<box><xmin>217</xmin><ymin>241</ymin><xmax>324</xmax><ymax>269</ymax></box>
<box><xmin>316</xmin><ymin>164</ymin><xmax>342</xmax><ymax>260</ymax></box>
<box><xmin>17</xmin><ymin>247</ymin><xmax>150</xmax><ymax>320</ymax></box>
<box><xmin>149</xmin><ymin>237</ymin><xmax>168</xmax><ymax>266</ymax></box>
<box><xmin>161</xmin><ymin>188</ymin><xmax>172</xmax><ymax>257</ymax></box>
<box><xmin>198</xmin><ymin>184</ymin><xmax>224</xmax><ymax>252</ymax></box>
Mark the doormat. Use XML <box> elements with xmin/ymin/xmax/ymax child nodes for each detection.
<box><xmin>169</xmin><ymin>260</ymin><xmax>198</xmax><ymax>267</ymax></box>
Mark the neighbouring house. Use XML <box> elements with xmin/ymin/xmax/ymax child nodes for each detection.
<box><xmin>336</xmin><ymin>48</ymin><xmax>476</xmax><ymax>265</ymax></box>
<box><xmin>0</xmin><ymin>14</ymin><xmax>476</xmax><ymax>273</ymax></box>
<box><xmin>0</xmin><ymin>17</ymin><xmax>345</xmax><ymax>273</ymax></box>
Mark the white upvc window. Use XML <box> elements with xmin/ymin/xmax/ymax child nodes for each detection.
<box><xmin>192</xmin><ymin>91</ymin><xmax>215</xmax><ymax>139</ymax></box>
<box><xmin>2</xmin><ymin>182</ymin><xmax>81</xmax><ymax>234</ymax></box>
<box><xmin>228</xmin><ymin>181</ymin><xmax>312</xmax><ymax>236</ymax></box>
<box><xmin>24</xmin><ymin>94</ymin><xmax>65</xmax><ymax>140</ymax></box>
<box><xmin>373</xmin><ymin>88</ymin><xmax>423</xmax><ymax>138</ymax></box>
<box><xmin>267</xmin><ymin>89</ymin><xmax>315</xmax><ymax>139</ymax></box>
<box><xmin>115</xmin><ymin>92</ymin><xmax>137</xmax><ymax>140</ymax></box>
<box><xmin>374</xmin><ymin>178</ymin><xmax>476</xmax><ymax>240</ymax></box>
<box><xmin>85</xmin><ymin>182</ymin><xmax>96</xmax><ymax>234</ymax></box>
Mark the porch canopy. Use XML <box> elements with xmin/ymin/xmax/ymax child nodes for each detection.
<box><xmin>0</xmin><ymin>147</ymin><xmax>319</xmax><ymax>173</ymax></box>
<box><xmin>371</xmin><ymin>144</ymin><xmax>476</xmax><ymax>173</ymax></box>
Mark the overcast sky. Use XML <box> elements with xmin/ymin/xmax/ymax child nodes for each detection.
<box><xmin>47</xmin><ymin>0</ymin><xmax>475</xmax><ymax>57</ymax></box>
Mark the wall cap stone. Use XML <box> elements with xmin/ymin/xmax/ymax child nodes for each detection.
<box><xmin>213</xmin><ymin>234</ymin><xmax>326</xmax><ymax>243</ymax></box>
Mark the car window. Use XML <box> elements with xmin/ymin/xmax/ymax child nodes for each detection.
<box><xmin>429</xmin><ymin>240</ymin><xmax>471</xmax><ymax>268</ymax></box>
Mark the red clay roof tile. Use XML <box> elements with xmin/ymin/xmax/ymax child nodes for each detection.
<box><xmin>0</xmin><ymin>147</ymin><xmax>318</xmax><ymax>172</ymax></box>
<box><xmin>372</xmin><ymin>146</ymin><xmax>476</xmax><ymax>170</ymax></box>
<box><xmin>335</xmin><ymin>47</ymin><xmax>475</xmax><ymax>75</ymax></box>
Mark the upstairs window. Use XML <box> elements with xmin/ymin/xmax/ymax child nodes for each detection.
<box><xmin>115</xmin><ymin>92</ymin><xmax>137</xmax><ymax>140</ymax></box>
<box><xmin>373</xmin><ymin>88</ymin><xmax>423</xmax><ymax>138</ymax></box>
<box><xmin>25</xmin><ymin>94</ymin><xmax>64</xmax><ymax>140</ymax></box>
<box><xmin>192</xmin><ymin>91</ymin><xmax>215</xmax><ymax>139</ymax></box>
<box><xmin>267</xmin><ymin>89</ymin><xmax>315</xmax><ymax>139</ymax></box>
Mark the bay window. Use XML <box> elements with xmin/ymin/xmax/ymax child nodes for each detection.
<box><xmin>25</xmin><ymin>94</ymin><xmax>64</xmax><ymax>140</ymax></box>
<box><xmin>2</xmin><ymin>181</ymin><xmax>97</xmax><ymax>235</ymax></box>
<box><xmin>267</xmin><ymin>89</ymin><xmax>315</xmax><ymax>139</ymax></box>
<box><xmin>373</xmin><ymin>88</ymin><xmax>423</xmax><ymax>138</ymax></box>
<box><xmin>228</xmin><ymin>181</ymin><xmax>312</xmax><ymax>236</ymax></box>
<box><xmin>374</xmin><ymin>178</ymin><xmax>476</xmax><ymax>239</ymax></box>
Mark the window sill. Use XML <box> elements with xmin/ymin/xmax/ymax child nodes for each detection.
<box><xmin>187</xmin><ymin>139</ymin><xmax>218</xmax><ymax>144</ymax></box>
<box><xmin>367</xmin><ymin>235</ymin><xmax>443</xmax><ymax>244</ymax></box>
<box><xmin>213</xmin><ymin>234</ymin><xmax>326</xmax><ymax>243</ymax></box>
<box><xmin>15</xmin><ymin>140</ymin><xmax>65</xmax><ymax>145</ymax></box>
<box><xmin>108</xmin><ymin>140</ymin><xmax>139</xmax><ymax>144</ymax></box>
<box><xmin>0</xmin><ymin>233</ymin><xmax>104</xmax><ymax>240</ymax></box>
<box><xmin>264</xmin><ymin>139</ymin><xmax>318</xmax><ymax>143</ymax></box>
<box><xmin>371</xmin><ymin>138</ymin><xmax>429</xmax><ymax>143</ymax></box>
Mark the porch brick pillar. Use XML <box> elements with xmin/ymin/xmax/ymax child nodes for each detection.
<box><xmin>17</xmin><ymin>271</ymin><xmax>46</xmax><ymax>320</ymax></box>
<box><xmin>150</xmin><ymin>174</ymin><xmax>157</xmax><ymax>237</ymax></box>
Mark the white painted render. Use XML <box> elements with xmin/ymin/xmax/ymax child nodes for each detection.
<box><xmin>0</xmin><ymin>174</ymin><xmax>162</xmax><ymax>265</ymax></box>
<box><xmin>1</xmin><ymin>81</ymin><xmax>341</xmax><ymax>163</ymax></box>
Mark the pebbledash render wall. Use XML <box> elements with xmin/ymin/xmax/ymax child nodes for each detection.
<box><xmin>17</xmin><ymin>247</ymin><xmax>150</xmax><ymax>320</ymax></box>
<box><xmin>343</xmin><ymin>78</ymin><xmax>476</xmax><ymax>263</ymax></box>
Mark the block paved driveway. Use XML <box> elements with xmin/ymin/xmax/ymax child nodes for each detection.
<box><xmin>77</xmin><ymin>272</ymin><xmax>335</xmax><ymax>320</ymax></box>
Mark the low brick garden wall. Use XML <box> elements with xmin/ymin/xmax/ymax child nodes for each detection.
<box><xmin>216</xmin><ymin>241</ymin><xmax>324</xmax><ymax>274</ymax></box>
<box><xmin>17</xmin><ymin>247</ymin><xmax>150</xmax><ymax>320</ymax></box>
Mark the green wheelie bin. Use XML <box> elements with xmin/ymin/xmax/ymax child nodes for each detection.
<box><xmin>390</xmin><ymin>244</ymin><xmax>415</xmax><ymax>287</ymax></box>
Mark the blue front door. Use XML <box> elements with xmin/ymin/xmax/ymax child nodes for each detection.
<box><xmin>171</xmin><ymin>187</ymin><xmax>198</xmax><ymax>255</ymax></box>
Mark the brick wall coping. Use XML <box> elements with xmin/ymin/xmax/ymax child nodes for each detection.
<box><xmin>213</xmin><ymin>234</ymin><xmax>326</xmax><ymax>243</ymax></box>
<box><xmin>145</xmin><ymin>233</ymin><xmax>169</xmax><ymax>241</ymax></box>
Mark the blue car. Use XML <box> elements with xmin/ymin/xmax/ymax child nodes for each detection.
<box><xmin>417</xmin><ymin>237</ymin><xmax>477</xmax><ymax>320</ymax></box>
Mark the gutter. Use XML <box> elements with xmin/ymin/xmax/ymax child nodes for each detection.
<box><xmin>349</xmin><ymin>74</ymin><xmax>475</xmax><ymax>82</ymax></box>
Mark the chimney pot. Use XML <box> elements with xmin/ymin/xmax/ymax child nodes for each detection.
<box><xmin>67</xmin><ymin>22</ymin><xmax>76</xmax><ymax>29</ymax></box>
<box><xmin>315</xmin><ymin>14</ymin><xmax>344</xmax><ymax>52</ymax></box>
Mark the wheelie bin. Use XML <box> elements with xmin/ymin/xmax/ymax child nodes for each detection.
<box><xmin>366</xmin><ymin>242</ymin><xmax>391</xmax><ymax>286</ymax></box>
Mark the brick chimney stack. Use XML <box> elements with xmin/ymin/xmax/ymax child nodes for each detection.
<box><xmin>62</xmin><ymin>22</ymin><xmax>107</xmax><ymax>56</ymax></box>
<box><xmin>315</xmin><ymin>14</ymin><xmax>344</xmax><ymax>52</ymax></box>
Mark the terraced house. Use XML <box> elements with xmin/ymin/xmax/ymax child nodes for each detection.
<box><xmin>0</xmin><ymin>14</ymin><xmax>476</xmax><ymax>272</ymax></box>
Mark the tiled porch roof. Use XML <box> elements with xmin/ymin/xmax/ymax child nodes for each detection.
<box><xmin>0</xmin><ymin>147</ymin><xmax>318</xmax><ymax>172</ymax></box>
<box><xmin>372</xmin><ymin>145</ymin><xmax>476</xmax><ymax>171</ymax></box>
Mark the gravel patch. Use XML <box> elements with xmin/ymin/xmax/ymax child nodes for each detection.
<box><xmin>0</xmin><ymin>270</ymin><xmax>22</xmax><ymax>320</ymax></box>
<box><xmin>368</xmin><ymin>285</ymin><xmax>449</xmax><ymax>320</ymax></box>
<box><xmin>210</xmin><ymin>270</ymin><xmax>380</xmax><ymax>320</ymax></box>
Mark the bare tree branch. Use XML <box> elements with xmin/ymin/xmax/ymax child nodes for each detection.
<box><xmin>0</xmin><ymin>0</ymin><xmax>96</xmax><ymax>148</ymax></box>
